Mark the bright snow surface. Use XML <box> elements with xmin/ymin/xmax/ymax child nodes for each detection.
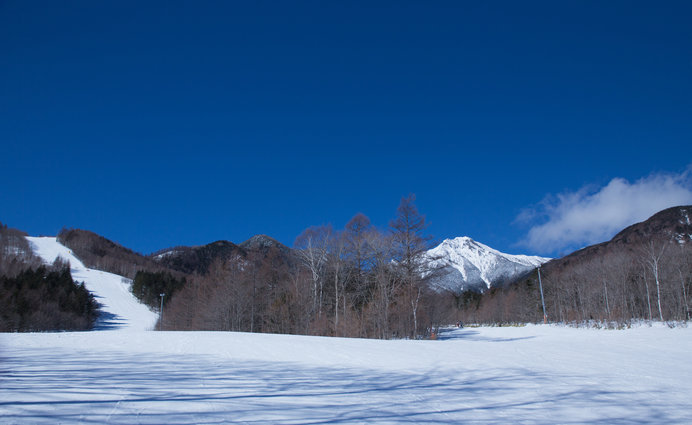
<box><xmin>24</xmin><ymin>237</ymin><xmax>158</xmax><ymax>331</ymax></box>
<box><xmin>2</xmin><ymin>238</ymin><xmax>690</xmax><ymax>424</ymax></box>
<box><xmin>1</xmin><ymin>325</ymin><xmax>691</xmax><ymax>424</ymax></box>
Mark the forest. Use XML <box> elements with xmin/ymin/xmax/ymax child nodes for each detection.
<box><xmin>0</xmin><ymin>223</ymin><xmax>99</xmax><ymax>332</ymax></box>
<box><xmin>159</xmin><ymin>203</ymin><xmax>692</xmax><ymax>334</ymax></box>
<box><xmin>0</xmin><ymin>222</ymin><xmax>42</xmax><ymax>277</ymax></box>
<box><xmin>458</xmin><ymin>232</ymin><xmax>692</xmax><ymax>327</ymax></box>
<box><xmin>0</xmin><ymin>265</ymin><xmax>99</xmax><ymax>332</ymax></box>
<box><xmin>160</xmin><ymin>195</ymin><xmax>455</xmax><ymax>338</ymax></box>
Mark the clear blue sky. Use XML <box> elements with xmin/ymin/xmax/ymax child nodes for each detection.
<box><xmin>2</xmin><ymin>1</ymin><xmax>691</xmax><ymax>256</ymax></box>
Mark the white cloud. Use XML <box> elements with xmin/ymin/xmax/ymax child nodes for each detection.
<box><xmin>518</xmin><ymin>168</ymin><xmax>692</xmax><ymax>255</ymax></box>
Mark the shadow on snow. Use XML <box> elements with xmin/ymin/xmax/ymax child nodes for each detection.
<box><xmin>0</xmin><ymin>346</ymin><xmax>686</xmax><ymax>425</ymax></box>
<box><xmin>436</xmin><ymin>327</ymin><xmax>536</xmax><ymax>343</ymax></box>
<box><xmin>90</xmin><ymin>296</ymin><xmax>128</xmax><ymax>331</ymax></box>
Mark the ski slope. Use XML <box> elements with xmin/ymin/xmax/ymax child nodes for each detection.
<box><xmin>1</xmin><ymin>325</ymin><xmax>691</xmax><ymax>424</ymax></box>
<box><xmin>25</xmin><ymin>237</ymin><xmax>158</xmax><ymax>331</ymax></box>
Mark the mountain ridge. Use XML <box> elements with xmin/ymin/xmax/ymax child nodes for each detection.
<box><xmin>537</xmin><ymin>205</ymin><xmax>692</xmax><ymax>274</ymax></box>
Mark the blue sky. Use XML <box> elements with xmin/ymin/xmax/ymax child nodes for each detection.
<box><xmin>1</xmin><ymin>1</ymin><xmax>691</xmax><ymax>257</ymax></box>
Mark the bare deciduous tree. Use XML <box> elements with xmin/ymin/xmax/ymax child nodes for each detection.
<box><xmin>294</xmin><ymin>225</ymin><xmax>332</xmax><ymax>320</ymax></box>
<box><xmin>390</xmin><ymin>194</ymin><xmax>435</xmax><ymax>338</ymax></box>
<box><xmin>640</xmin><ymin>239</ymin><xmax>669</xmax><ymax>321</ymax></box>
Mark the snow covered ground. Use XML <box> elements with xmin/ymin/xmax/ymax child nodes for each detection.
<box><xmin>2</xmin><ymin>237</ymin><xmax>690</xmax><ymax>423</ymax></box>
<box><xmin>1</xmin><ymin>325</ymin><xmax>691</xmax><ymax>424</ymax></box>
<box><xmin>24</xmin><ymin>237</ymin><xmax>158</xmax><ymax>331</ymax></box>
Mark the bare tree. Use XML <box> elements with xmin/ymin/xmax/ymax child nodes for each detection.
<box><xmin>294</xmin><ymin>225</ymin><xmax>332</xmax><ymax>320</ymax></box>
<box><xmin>641</xmin><ymin>239</ymin><xmax>669</xmax><ymax>321</ymax></box>
<box><xmin>326</xmin><ymin>230</ymin><xmax>350</xmax><ymax>336</ymax></box>
<box><xmin>367</xmin><ymin>229</ymin><xmax>397</xmax><ymax>338</ymax></box>
<box><xmin>679</xmin><ymin>251</ymin><xmax>691</xmax><ymax>320</ymax></box>
<box><xmin>343</xmin><ymin>213</ymin><xmax>374</xmax><ymax>315</ymax></box>
<box><xmin>389</xmin><ymin>194</ymin><xmax>435</xmax><ymax>338</ymax></box>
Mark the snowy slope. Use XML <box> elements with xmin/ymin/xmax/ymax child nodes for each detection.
<box><xmin>25</xmin><ymin>237</ymin><xmax>158</xmax><ymax>331</ymax></box>
<box><xmin>1</xmin><ymin>324</ymin><xmax>691</xmax><ymax>424</ymax></box>
<box><xmin>427</xmin><ymin>236</ymin><xmax>550</xmax><ymax>292</ymax></box>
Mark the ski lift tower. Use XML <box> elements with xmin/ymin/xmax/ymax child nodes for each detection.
<box><xmin>537</xmin><ymin>267</ymin><xmax>547</xmax><ymax>323</ymax></box>
<box><xmin>159</xmin><ymin>293</ymin><xmax>165</xmax><ymax>330</ymax></box>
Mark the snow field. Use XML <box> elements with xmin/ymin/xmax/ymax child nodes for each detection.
<box><xmin>1</xmin><ymin>325</ymin><xmax>691</xmax><ymax>424</ymax></box>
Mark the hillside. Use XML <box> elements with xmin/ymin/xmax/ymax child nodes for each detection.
<box><xmin>150</xmin><ymin>240</ymin><xmax>245</xmax><ymax>275</ymax></box>
<box><xmin>0</xmin><ymin>222</ymin><xmax>43</xmax><ymax>277</ymax></box>
<box><xmin>539</xmin><ymin>205</ymin><xmax>692</xmax><ymax>274</ymax></box>
<box><xmin>151</xmin><ymin>234</ymin><xmax>297</xmax><ymax>275</ymax></box>
<box><xmin>57</xmin><ymin>228</ymin><xmax>170</xmax><ymax>279</ymax></box>
<box><xmin>463</xmin><ymin>206</ymin><xmax>692</xmax><ymax>324</ymax></box>
<box><xmin>26</xmin><ymin>237</ymin><xmax>158</xmax><ymax>331</ymax></box>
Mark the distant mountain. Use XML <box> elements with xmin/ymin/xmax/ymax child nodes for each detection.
<box><xmin>152</xmin><ymin>235</ymin><xmax>297</xmax><ymax>275</ymax></box>
<box><xmin>240</xmin><ymin>234</ymin><xmax>285</xmax><ymax>251</ymax></box>
<box><xmin>611</xmin><ymin>205</ymin><xmax>691</xmax><ymax>245</ymax></box>
<box><xmin>150</xmin><ymin>240</ymin><xmax>244</xmax><ymax>275</ymax></box>
<box><xmin>54</xmin><ymin>227</ymin><xmax>300</xmax><ymax>278</ymax></box>
<box><xmin>57</xmin><ymin>228</ymin><xmax>166</xmax><ymax>279</ymax></box>
<box><xmin>426</xmin><ymin>236</ymin><xmax>550</xmax><ymax>293</ymax></box>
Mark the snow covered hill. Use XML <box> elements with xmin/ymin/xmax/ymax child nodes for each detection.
<box><xmin>427</xmin><ymin>236</ymin><xmax>550</xmax><ymax>293</ymax></box>
<box><xmin>25</xmin><ymin>237</ymin><xmax>158</xmax><ymax>331</ymax></box>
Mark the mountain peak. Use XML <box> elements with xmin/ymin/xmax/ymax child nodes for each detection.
<box><xmin>239</xmin><ymin>234</ymin><xmax>282</xmax><ymax>250</ymax></box>
<box><xmin>427</xmin><ymin>236</ymin><xmax>550</xmax><ymax>293</ymax></box>
<box><xmin>440</xmin><ymin>236</ymin><xmax>497</xmax><ymax>253</ymax></box>
<box><xmin>611</xmin><ymin>205</ymin><xmax>692</xmax><ymax>245</ymax></box>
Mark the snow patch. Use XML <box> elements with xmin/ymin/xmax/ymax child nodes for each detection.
<box><xmin>153</xmin><ymin>250</ymin><xmax>180</xmax><ymax>260</ymax></box>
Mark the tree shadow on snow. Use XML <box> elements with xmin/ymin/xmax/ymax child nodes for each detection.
<box><xmin>90</xmin><ymin>297</ymin><xmax>127</xmax><ymax>331</ymax></box>
<box><xmin>436</xmin><ymin>327</ymin><xmax>536</xmax><ymax>343</ymax></box>
<box><xmin>0</xmin><ymin>347</ymin><xmax>687</xmax><ymax>425</ymax></box>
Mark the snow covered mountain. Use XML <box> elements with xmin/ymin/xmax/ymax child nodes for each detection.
<box><xmin>426</xmin><ymin>237</ymin><xmax>550</xmax><ymax>293</ymax></box>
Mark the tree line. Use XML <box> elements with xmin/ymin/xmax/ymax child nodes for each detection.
<box><xmin>131</xmin><ymin>270</ymin><xmax>186</xmax><ymax>310</ymax></box>
<box><xmin>0</xmin><ymin>263</ymin><xmax>99</xmax><ymax>332</ymax></box>
<box><xmin>1</xmin><ymin>223</ymin><xmax>100</xmax><ymax>332</ymax></box>
<box><xmin>57</xmin><ymin>228</ymin><xmax>181</xmax><ymax>280</ymax></box>
<box><xmin>457</xmin><ymin>236</ymin><xmax>692</xmax><ymax>326</ymax></box>
<box><xmin>0</xmin><ymin>222</ymin><xmax>43</xmax><ymax>277</ymax></box>
<box><xmin>160</xmin><ymin>195</ymin><xmax>456</xmax><ymax>338</ymax></box>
